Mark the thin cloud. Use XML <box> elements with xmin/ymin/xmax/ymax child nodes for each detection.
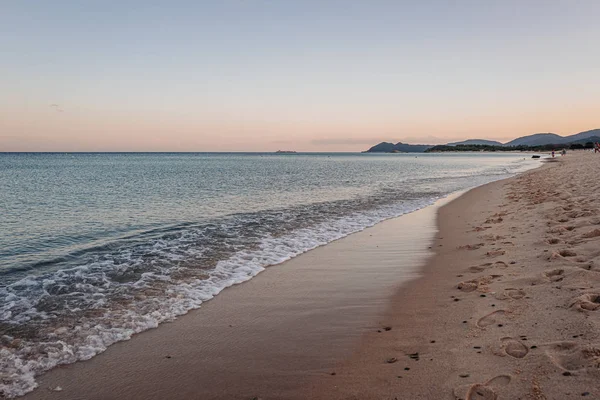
<box><xmin>49</xmin><ymin>104</ymin><xmax>64</xmax><ymax>112</ymax></box>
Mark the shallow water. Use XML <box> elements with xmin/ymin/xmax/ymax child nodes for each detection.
<box><xmin>0</xmin><ymin>152</ymin><xmax>538</xmax><ymax>397</ymax></box>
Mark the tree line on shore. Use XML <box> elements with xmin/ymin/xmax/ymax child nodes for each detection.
<box><xmin>425</xmin><ymin>140</ymin><xmax>599</xmax><ymax>153</ymax></box>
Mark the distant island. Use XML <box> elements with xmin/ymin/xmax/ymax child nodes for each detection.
<box><xmin>364</xmin><ymin>128</ymin><xmax>600</xmax><ymax>153</ymax></box>
<box><xmin>275</xmin><ymin>150</ymin><xmax>297</xmax><ymax>154</ymax></box>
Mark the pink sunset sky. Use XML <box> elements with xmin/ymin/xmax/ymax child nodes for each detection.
<box><xmin>2</xmin><ymin>1</ymin><xmax>599</xmax><ymax>152</ymax></box>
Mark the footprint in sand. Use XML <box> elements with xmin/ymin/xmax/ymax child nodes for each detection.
<box><xmin>477</xmin><ymin>310</ymin><xmax>507</xmax><ymax>328</ymax></box>
<box><xmin>559</xmin><ymin>249</ymin><xmax>577</xmax><ymax>257</ymax></box>
<box><xmin>467</xmin><ymin>263</ymin><xmax>499</xmax><ymax>274</ymax></box>
<box><xmin>453</xmin><ymin>375</ymin><xmax>511</xmax><ymax>400</ymax></box>
<box><xmin>459</xmin><ymin>243</ymin><xmax>485</xmax><ymax>250</ymax></box>
<box><xmin>549</xmin><ymin>251</ymin><xmax>562</xmax><ymax>260</ymax></box>
<box><xmin>506</xmin><ymin>289</ymin><xmax>525</xmax><ymax>299</ymax></box>
<box><xmin>457</xmin><ymin>281</ymin><xmax>479</xmax><ymax>292</ymax></box>
<box><xmin>501</xmin><ymin>337</ymin><xmax>529</xmax><ymax>358</ymax></box>
<box><xmin>484</xmin><ymin>217</ymin><xmax>503</xmax><ymax>224</ymax></box>
<box><xmin>468</xmin><ymin>266</ymin><xmax>487</xmax><ymax>273</ymax></box>
<box><xmin>545</xmin><ymin>342</ymin><xmax>600</xmax><ymax>375</ymax></box>
<box><xmin>581</xmin><ymin>229</ymin><xmax>600</xmax><ymax>239</ymax></box>
<box><xmin>480</xmin><ymin>234</ymin><xmax>505</xmax><ymax>242</ymax></box>
<box><xmin>570</xmin><ymin>293</ymin><xmax>600</xmax><ymax>311</ymax></box>
<box><xmin>543</xmin><ymin>268</ymin><xmax>565</xmax><ymax>282</ymax></box>
<box><xmin>485</xmin><ymin>250</ymin><xmax>506</xmax><ymax>257</ymax></box>
<box><xmin>457</xmin><ymin>276</ymin><xmax>502</xmax><ymax>292</ymax></box>
<box><xmin>570</xmin><ymin>210</ymin><xmax>597</xmax><ymax>219</ymax></box>
<box><xmin>548</xmin><ymin>226</ymin><xmax>571</xmax><ymax>234</ymax></box>
<box><xmin>547</xmin><ymin>237</ymin><xmax>561</xmax><ymax>245</ymax></box>
<box><xmin>495</xmin><ymin>288</ymin><xmax>526</xmax><ymax>301</ymax></box>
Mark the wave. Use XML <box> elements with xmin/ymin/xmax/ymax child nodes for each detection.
<box><xmin>0</xmin><ymin>158</ymin><xmax>539</xmax><ymax>398</ymax></box>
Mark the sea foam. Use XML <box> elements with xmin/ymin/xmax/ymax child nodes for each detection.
<box><xmin>0</xmin><ymin>155</ymin><xmax>541</xmax><ymax>398</ymax></box>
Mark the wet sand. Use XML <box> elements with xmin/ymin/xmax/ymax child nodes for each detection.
<box><xmin>310</xmin><ymin>152</ymin><xmax>600</xmax><ymax>399</ymax></box>
<box><xmin>25</xmin><ymin>152</ymin><xmax>600</xmax><ymax>400</ymax></box>
<box><xmin>24</xmin><ymin>192</ymin><xmax>448</xmax><ymax>400</ymax></box>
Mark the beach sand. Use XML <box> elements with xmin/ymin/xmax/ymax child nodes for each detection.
<box><xmin>24</xmin><ymin>152</ymin><xmax>600</xmax><ymax>399</ymax></box>
<box><xmin>309</xmin><ymin>152</ymin><xmax>600</xmax><ymax>399</ymax></box>
<box><xmin>23</xmin><ymin>191</ymin><xmax>443</xmax><ymax>400</ymax></box>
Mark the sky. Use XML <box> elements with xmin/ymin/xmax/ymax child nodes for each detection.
<box><xmin>1</xmin><ymin>0</ymin><xmax>599</xmax><ymax>152</ymax></box>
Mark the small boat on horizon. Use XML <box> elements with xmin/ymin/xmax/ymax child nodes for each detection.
<box><xmin>275</xmin><ymin>150</ymin><xmax>297</xmax><ymax>154</ymax></box>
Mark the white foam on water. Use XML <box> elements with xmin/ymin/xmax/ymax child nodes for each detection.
<box><xmin>0</xmin><ymin>158</ymin><xmax>542</xmax><ymax>398</ymax></box>
<box><xmin>1</xmin><ymin>198</ymin><xmax>436</xmax><ymax>398</ymax></box>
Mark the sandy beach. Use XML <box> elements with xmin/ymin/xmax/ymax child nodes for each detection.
<box><xmin>5</xmin><ymin>2</ymin><xmax>600</xmax><ymax>398</ymax></box>
<box><xmin>22</xmin><ymin>152</ymin><xmax>600</xmax><ymax>399</ymax></box>
<box><xmin>310</xmin><ymin>152</ymin><xmax>600</xmax><ymax>399</ymax></box>
<box><xmin>22</xmin><ymin>189</ymin><xmax>443</xmax><ymax>400</ymax></box>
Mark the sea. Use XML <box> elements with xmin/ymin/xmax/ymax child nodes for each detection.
<box><xmin>0</xmin><ymin>152</ymin><xmax>540</xmax><ymax>397</ymax></box>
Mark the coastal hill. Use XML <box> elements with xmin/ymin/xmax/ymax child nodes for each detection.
<box><xmin>365</xmin><ymin>142</ymin><xmax>433</xmax><ymax>153</ymax></box>
<box><xmin>562</xmin><ymin>128</ymin><xmax>600</xmax><ymax>143</ymax></box>
<box><xmin>446</xmin><ymin>139</ymin><xmax>503</xmax><ymax>146</ymax></box>
<box><xmin>569</xmin><ymin>135</ymin><xmax>600</xmax><ymax>145</ymax></box>
<box><xmin>365</xmin><ymin>128</ymin><xmax>600</xmax><ymax>152</ymax></box>
<box><xmin>503</xmin><ymin>133</ymin><xmax>564</xmax><ymax>147</ymax></box>
<box><xmin>502</xmin><ymin>129</ymin><xmax>600</xmax><ymax>147</ymax></box>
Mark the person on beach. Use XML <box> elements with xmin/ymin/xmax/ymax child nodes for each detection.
<box><xmin>561</xmin><ymin>149</ymin><xmax>566</xmax><ymax>156</ymax></box>
<box><xmin>552</xmin><ymin>150</ymin><xmax>555</xmax><ymax>158</ymax></box>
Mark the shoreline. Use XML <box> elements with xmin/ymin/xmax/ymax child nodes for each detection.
<box><xmin>18</xmin><ymin>158</ymin><xmax>564</xmax><ymax>400</ymax></box>
<box><xmin>306</xmin><ymin>167</ymin><xmax>531</xmax><ymax>399</ymax></box>
<box><xmin>2</xmin><ymin>153</ymin><xmax>542</xmax><ymax>399</ymax></box>
<box><xmin>23</xmin><ymin>188</ymin><xmax>452</xmax><ymax>400</ymax></box>
<box><xmin>310</xmin><ymin>153</ymin><xmax>600</xmax><ymax>399</ymax></box>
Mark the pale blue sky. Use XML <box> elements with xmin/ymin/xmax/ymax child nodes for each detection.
<box><xmin>2</xmin><ymin>1</ymin><xmax>599</xmax><ymax>151</ymax></box>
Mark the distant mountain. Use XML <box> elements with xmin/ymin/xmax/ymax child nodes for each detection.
<box><xmin>363</xmin><ymin>128</ymin><xmax>600</xmax><ymax>153</ymax></box>
<box><xmin>394</xmin><ymin>143</ymin><xmax>432</xmax><ymax>152</ymax></box>
<box><xmin>365</xmin><ymin>142</ymin><xmax>432</xmax><ymax>153</ymax></box>
<box><xmin>503</xmin><ymin>129</ymin><xmax>600</xmax><ymax>147</ymax></box>
<box><xmin>366</xmin><ymin>142</ymin><xmax>396</xmax><ymax>152</ymax></box>
<box><xmin>447</xmin><ymin>139</ymin><xmax>503</xmax><ymax>146</ymax></box>
<box><xmin>428</xmin><ymin>135</ymin><xmax>600</xmax><ymax>152</ymax></box>
<box><xmin>562</xmin><ymin>129</ymin><xmax>600</xmax><ymax>143</ymax></box>
<box><xmin>568</xmin><ymin>135</ymin><xmax>600</xmax><ymax>145</ymax></box>
<box><xmin>503</xmin><ymin>133</ymin><xmax>564</xmax><ymax>147</ymax></box>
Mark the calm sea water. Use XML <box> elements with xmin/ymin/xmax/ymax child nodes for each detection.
<box><xmin>0</xmin><ymin>152</ymin><xmax>539</xmax><ymax>397</ymax></box>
